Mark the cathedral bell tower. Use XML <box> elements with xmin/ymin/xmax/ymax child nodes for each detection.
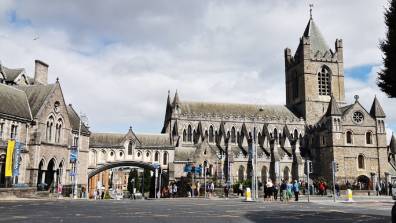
<box><xmin>284</xmin><ymin>11</ymin><xmax>345</xmax><ymax>125</ymax></box>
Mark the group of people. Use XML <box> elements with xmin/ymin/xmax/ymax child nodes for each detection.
<box><xmin>263</xmin><ymin>180</ymin><xmax>300</xmax><ymax>202</ymax></box>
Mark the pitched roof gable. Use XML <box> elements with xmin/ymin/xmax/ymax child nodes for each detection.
<box><xmin>0</xmin><ymin>83</ymin><xmax>32</xmax><ymax>121</ymax></box>
<box><xmin>16</xmin><ymin>84</ymin><xmax>55</xmax><ymax>117</ymax></box>
<box><xmin>369</xmin><ymin>96</ymin><xmax>386</xmax><ymax>118</ymax></box>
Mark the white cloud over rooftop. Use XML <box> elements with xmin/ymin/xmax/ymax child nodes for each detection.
<box><xmin>0</xmin><ymin>0</ymin><xmax>394</xmax><ymax>140</ymax></box>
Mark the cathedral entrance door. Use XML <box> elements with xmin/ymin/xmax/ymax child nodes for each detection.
<box><xmin>357</xmin><ymin>175</ymin><xmax>370</xmax><ymax>190</ymax></box>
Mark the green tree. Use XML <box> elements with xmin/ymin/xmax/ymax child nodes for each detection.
<box><xmin>142</xmin><ymin>168</ymin><xmax>151</xmax><ymax>193</ymax></box>
<box><xmin>378</xmin><ymin>0</ymin><xmax>396</xmax><ymax>97</ymax></box>
<box><xmin>127</xmin><ymin>169</ymin><xmax>139</xmax><ymax>194</ymax></box>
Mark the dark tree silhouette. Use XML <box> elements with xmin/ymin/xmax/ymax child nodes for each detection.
<box><xmin>378</xmin><ymin>0</ymin><xmax>396</xmax><ymax>97</ymax></box>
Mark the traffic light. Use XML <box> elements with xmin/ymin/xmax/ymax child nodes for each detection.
<box><xmin>336</xmin><ymin>162</ymin><xmax>339</xmax><ymax>172</ymax></box>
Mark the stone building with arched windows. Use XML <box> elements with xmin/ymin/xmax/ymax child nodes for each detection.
<box><xmin>160</xmin><ymin>14</ymin><xmax>394</xmax><ymax>188</ymax></box>
<box><xmin>0</xmin><ymin>60</ymin><xmax>90</xmax><ymax>193</ymax></box>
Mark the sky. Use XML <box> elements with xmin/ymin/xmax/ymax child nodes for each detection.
<box><xmin>0</xmin><ymin>0</ymin><xmax>395</xmax><ymax>141</ymax></box>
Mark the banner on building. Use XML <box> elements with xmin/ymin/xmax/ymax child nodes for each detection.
<box><xmin>70</xmin><ymin>146</ymin><xmax>78</xmax><ymax>163</ymax></box>
<box><xmin>183</xmin><ymin>164</ymin><xmax>202</xmax><ymax>174</ymax></box>
<box><xmin>12</xmin><ymin>142</ymin><xmax>23</xmax><ymax>177</ymax></box>
<box><xmin>5</xmin><ymin>140</ymin><xmax>15</xmax><ymax>177</ymax></box>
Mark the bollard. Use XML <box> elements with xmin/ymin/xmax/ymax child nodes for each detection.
<box><xmin>245</xmin><ymin>187</ymin><xmax>252</xmax><ymax>202</ymax></box>
<box><xmin>345</xmin><ymin>189</ymin><xmax>353</xmax><ymax>202</ymax></box>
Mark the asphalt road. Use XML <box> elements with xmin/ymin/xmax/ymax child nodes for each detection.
<box><xmin>0</xmin><ymin>199</ymin><xmax>392</xmax><ymax>223</ymax></box>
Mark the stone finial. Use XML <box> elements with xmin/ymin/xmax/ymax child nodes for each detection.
<box><xmin>354</xmin><ymin>95</ymin><xmax>359</xmax><ymax>102</ymax></box>
<box><xmin>309</xmin><ymin>4</ymin><xmax>314</xmax><ymax>19</ymax></box>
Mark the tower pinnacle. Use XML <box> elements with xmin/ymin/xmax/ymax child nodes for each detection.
<box><xmin>309</xmin><ymin>4</ymin><xmax>314</xmax><ymax>19</ymax></box>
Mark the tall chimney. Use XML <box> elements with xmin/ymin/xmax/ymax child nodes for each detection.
<box><xmin>34</xmin><ymin>60</ymin><xmax>48</xmax><ymax>85</ymax></box>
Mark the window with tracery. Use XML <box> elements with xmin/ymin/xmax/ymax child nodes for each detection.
<box><xmin>346</xmin><ymin>131</ymin><xmax>353</xmax><ymax>144</ymax></box>
<box><xmin>209</xmin><ymin>126</ymin><xmax>214</xmax><ymax>143</ymax></box>
<box><xmin>231</xmin><ymin>127</ymin><xmax>236</xmax><ymax>143</ymax></box>
<box><xmin>318</xmin><ymin>66</ymin><xmax>331</xmax><ymax>96</ymax></box>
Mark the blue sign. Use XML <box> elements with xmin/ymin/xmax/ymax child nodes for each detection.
<box><xmin>12</xmin><ymin>142</ymin><xmax>22</xmax><ymax>176</ymax></box>
<box><xmin>70</xmin><ymin>149</ymin><xmax>77</xmax><ymax>163</ymax></box>
<box><xmin>69</xmin><ymin>172</ymin><xmax>76</xmax><ymax>176</ymax></box>
<box><xmin>184</xmin><ymin>164</ymin><xmax>192</xmax><ymax>173</ymax></box>
<box><xmin>184</xmin><ymin>164</ymin><xmax>202</xmax><ymax>174</ymax></box>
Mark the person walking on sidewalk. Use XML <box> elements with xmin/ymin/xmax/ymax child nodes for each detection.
<box><xmin>335</xmin><ymin>182</ymin><xmax>340</xmax><ymax>198</ymax></box>
<box><xmin>273</xmin><ymin>182</ymin><xmax>279</xmax><ymax>201</ymax></box>
<box><xmin>293</xmin><ymin>180</ymin><xmax>299</xmax><ymax>201</ymax></box>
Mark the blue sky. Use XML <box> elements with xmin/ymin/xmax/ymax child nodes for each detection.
<box><xmin>0</xmin><ymin>0</ymin><xmax>395</xmax><ymax>141</ymax></box>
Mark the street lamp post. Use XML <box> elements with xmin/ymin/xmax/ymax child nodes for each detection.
<box><xmin>252</xmin><ymin>108</ymin><xmax>263</xmax><ymax>201</ymax></box>
<box><xmin>73</xmin><ymin>113</ymin><xmax>87</xmax><ymax>199</ymax></box>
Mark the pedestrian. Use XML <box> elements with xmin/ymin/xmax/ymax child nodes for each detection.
<box><xmin>319</xmin><ymin>181</ymin><xmax>325</xmax><ymax>196</ymax></box>
<box><xmin>264</xmin><ymin>183</ymin><xmax>268</xmax><ymax>201</ymax></box>
<box><xmin>239</xmin><ymin>183</ymin><xmax>243</xmax><ymax>197</ymax></box>
<box><xmin>172</xmin><ymin>183</ymin><xmax>178</xmax><ymax>198</ymax></box>
<box><xmin>224</xmin><ymin>184</ymin><xmax>229</xmax><ymax>198</ymax></box>
<box><xmin>376</xmin><ymin>182</ymin><xmax>381</xmax><ymax>196</ymax></box>
<box><xmin>286</xmin><ymin>181</ymin><xmax>293</xmax><ymax>201</ymax></box>
<box><xmin>101</xmin><ymin>190</ymin><xmax>105</xmax><ymax>199</ymax></box>
<box><xmin>210</xmin><ymin>182</ymin><xmax>215</xmax><ymax>197</ymax></box>
<box><xmin>281</xmin><ymin>180</ymin><xmax>288</xmax><ymax>202</ymax></box>
<box><xmin>293</xmin><ymin>180</ymin><xmax>299</xmax><ymax>201</ymax></box>
<box><xmin>266</xmin><ymin>180</ymin><xmax>273</xmax><ymax>201</ymax></box>
<box><xmin>197</xmin><ymin>182</ymin><xmax>201</xmax><ymax>197</ymax></box>
<box><xmin>273</xmin><ymin>183</ymin><xmax>279</xmax><ymax>201</ymax></box>
<box><xmin>335</xmin><ymin>182</ymin><xmax>340</xmax><ymax>198</ymax></box>
<box><xmin>389</xmin><ymin>182</ymin><xmax>393</xmax><ymax>196</ymax></box>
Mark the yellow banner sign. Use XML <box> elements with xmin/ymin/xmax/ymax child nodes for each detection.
<box><xmin>5</xmin><ymin>140</ymin><xmax>15</xmax><ymax>177</ymax></box>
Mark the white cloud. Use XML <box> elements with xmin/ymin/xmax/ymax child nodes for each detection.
<box><xmin>0</xmin><ymin>0</ymin><xmax>394</xmax><ymax>137</ymax></box>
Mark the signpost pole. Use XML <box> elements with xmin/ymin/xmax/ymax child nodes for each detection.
<box><xmin>332</xmin><ymin>161</ymin><xmax>336</xmax><ymax>202</ymax></box>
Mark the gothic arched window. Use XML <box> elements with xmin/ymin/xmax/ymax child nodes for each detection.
<box><xmin>346</xmin><ymin>131</ymin><xmax>353</xmax><ymax>144</ymax></box>
<box><xmin>366</xmin><ymin>132</ymin><xmax>373</xmax><ymax>144</ymax></box>
<box><xmin>128</xmin><ymin>140</ymin><xmax>133</xmax><ymax>155</ymax></box>
<box><xmin>318</xmin><ymin>66</ymin><xmax>331</xmax><ymax>96</ymax></box>
<box><xmin>46</xmin><ymin>116</ymin><xmax>54</xmax><ymax>141</ymax></box>
<box><xmin>163</xmin><ymin>152</ymin><xmax>168</xmax><ymax>165</ymax></box>
<box><xmin>231</xmin><ymin>127</ymin><xmax>236</xmax><ymax>143</ymax></box>
<box><xmin>183</xmin><ymin>129</ymin><xmax>187</xmax><ymax>142</ymax></box>
<box><xmin>155</xmin><ymin>151</ymin><xmax>159</xmax><ymax>162</ymax></box>
<box><xmin>358</xmin><ymin>154</ymin><xmax>365</xmax><ymax>169</ymax></box>
<box><xmin>209</xmin><ymin>125</ymin><xmax>214</xmax><ymax>143</ymax></box>
<box><xmin>187</xmin><ymin>125</ymin><xmax>192</xmax><ymax>142</ymax></box>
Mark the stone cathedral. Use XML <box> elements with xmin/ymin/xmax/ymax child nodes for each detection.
<box><xmin>161</xmin><ymin>14</ymin><xmax>392</xmax><ymax>188</ymax></box>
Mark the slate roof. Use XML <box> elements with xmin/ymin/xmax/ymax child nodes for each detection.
<box><xmin>174</xmin><ymin>146</ymin><xmax>195</xmax><ymax>161</ymax></box>
<box><xmin>89</xmin><ymin>133</ymin><xmax>125</xmax><ymax>148</ymax></box>
<box><xmin>339</xmin><ymin>104</ymin><xmax>353</xmax><ymax>114</ymax></box>
<box><xmin>0</xmin><ymin>64</ymin><xmax>25</xmax><ymax>82</ymax></box>
<box><xmin>0</xmin><ymin>83</ymin><xmax>32</xmax><ymax>121</ymax></box>
<box><xmin>326</xmin><ymin>95</ymin><xmax>342</xmax><ymax>116</ymax></box>
<box><xmin>135</xmin><ymin>133</ymin><xmax>172</xmax><ymax>147</ymax></box>
<box><xmin>90</xmin><ymin>132</ymin><xmax>172</xmax><ymax>148</ymax></box>
<box><xmin>16</xmin><ymin>84</ymin><xmax>55</xmax><ymax>117</ymax></box>
<box><xmin>370</xmin><ymin>96</ymin><xmax>386</xmax><ymax>118</ymax></box>
<box><xmin>303</xmin><ymin>18</ymin><xmax>330</xmax><ymax>54</ymax></box>
<box><xmin>179</xmin><ymin>101</ymin><xmax>299</xmax><ymax>120</ymax></box>
<box><xmin>67</xmin><ymin>104</ymin><xmax>90</xmax><ymax>135</ymax></box>
<box><xmin>390</xmin><ymin>134</ymin><xmax>396</xmax><ymax>154</ymax></box>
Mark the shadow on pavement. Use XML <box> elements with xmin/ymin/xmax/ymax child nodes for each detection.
<box><xmin>243</xmin><ymin>210</ymin><xmax>390</xmax><ymax>223</ymax></box>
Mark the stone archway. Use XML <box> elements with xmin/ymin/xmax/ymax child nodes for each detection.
<box><xmin>45</xmin><ymin>159</ymin><xmax>56</xmax><ymax>191</ymax></box>
<box><xmin>37</xmin><ymin>159</ymin><xmax>45</xmax><ymax>190</ymax></box>
<box><xmin>88</xmin><ymin>161</ymin><xmax>161</xmax><ymax>199</ymax></box>
<box><xmin>238</xmin><ymin>165</ymin><xmax>245</xmax><ymax>182</ymax></box>
<box><xmin>283</xmin><ymin>166</ymin><xmax>290</xmax><ymax>182</ymax></box>
<box><xmin>357</xmin><ymin>175</ymin><xmax>370</xmax><ymax>190</ymax></box>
